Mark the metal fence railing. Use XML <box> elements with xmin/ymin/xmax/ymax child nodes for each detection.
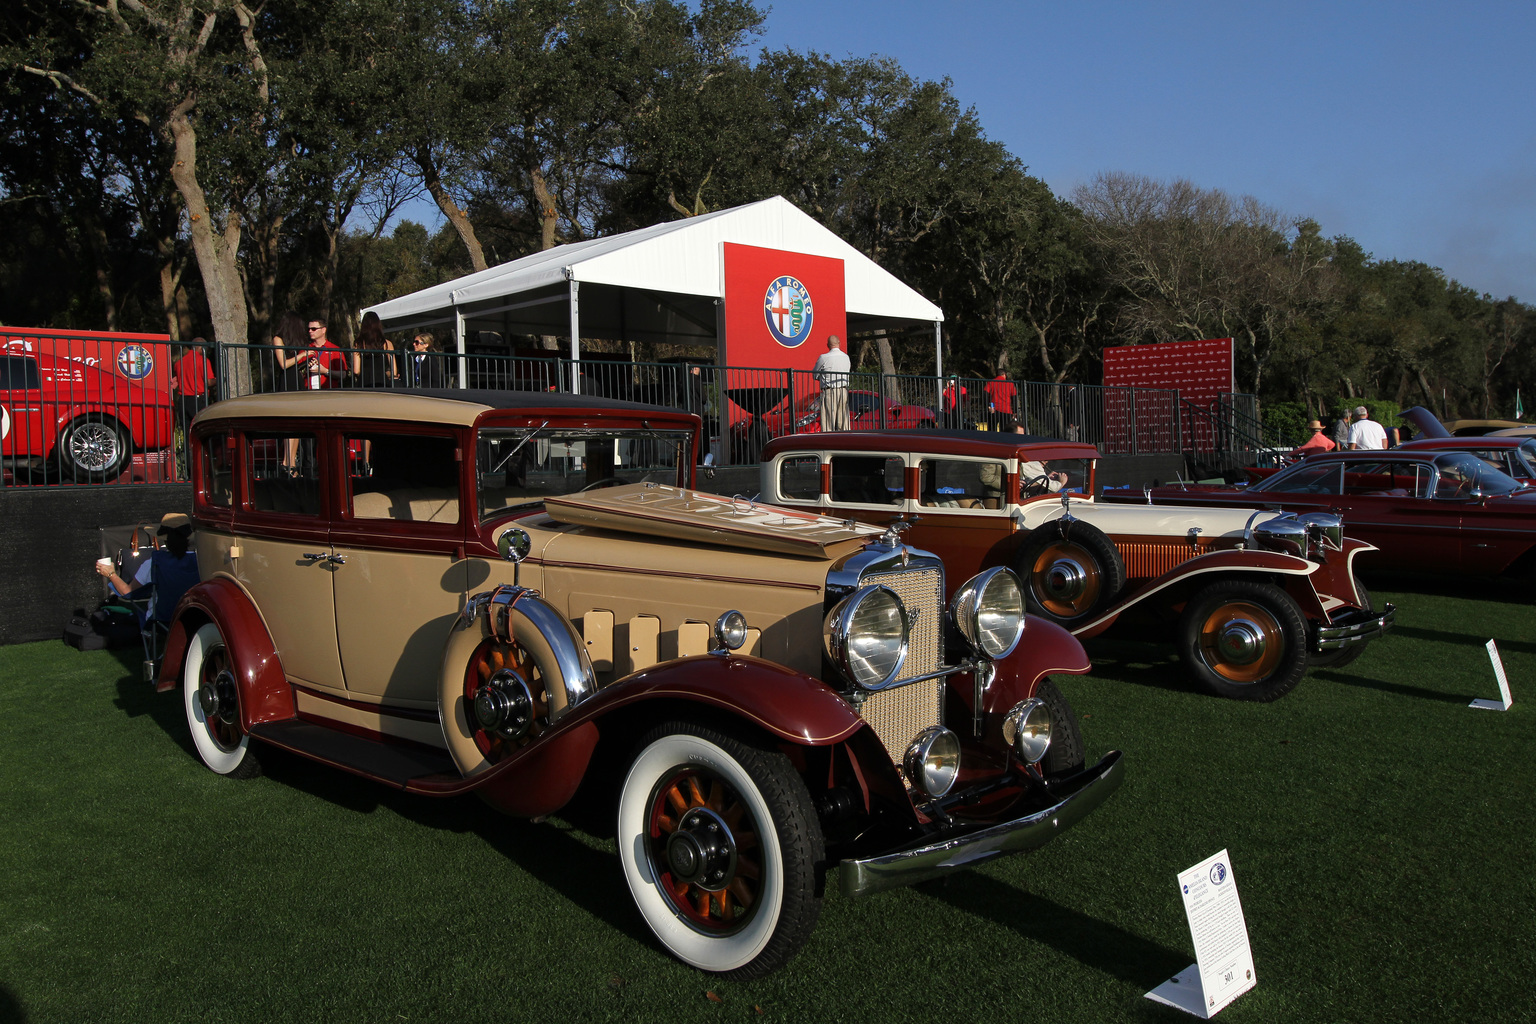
<box><xmin>4</xmin><ymin>331</ymin><xmax>1279</xmax><ymax>486</ymax></box>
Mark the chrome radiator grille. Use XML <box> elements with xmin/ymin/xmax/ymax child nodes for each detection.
<box><xmin>858</xmin><ymin>566</ymin><xmax>944</xmax><ymax>762</ymax></box>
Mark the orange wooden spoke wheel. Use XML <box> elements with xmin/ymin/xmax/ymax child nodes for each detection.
<box><xmin>646</xmin><ymin>767</ymin><xmax>763</xmax><ymax>934</ymax></box>
<box><xmin>464</xmin><ymin>639</ymin><xmax>547</xmax><ymax>761</ymax></box>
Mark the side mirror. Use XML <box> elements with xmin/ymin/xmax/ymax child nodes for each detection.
<box><xmin>497</xmin><ymin>527</ymin><xmax>530</xmax><ymax>564</ymax></box>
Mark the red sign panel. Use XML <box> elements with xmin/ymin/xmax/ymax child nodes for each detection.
<box><xmin>1102</xmin><ymin>338</ymin><xmax>1234</xmax><ymax>403</ymax></box>
<box><xmin>721</xmin><ymin>242</ymin><xmax>846</xmax><ymax>375</ymax></box>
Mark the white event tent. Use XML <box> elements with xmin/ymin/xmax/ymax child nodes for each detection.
<box><xmin>364</xmin><ymin>196</ymin><xmax>945</xmax><ymax>388</ymax></box>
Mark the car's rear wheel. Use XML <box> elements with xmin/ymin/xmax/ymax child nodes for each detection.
<box><xmin>1012</xmin><ymin>520</ymin><xmax>1126</xmax><ymax>630</ymax></box>
<box><xmin>616</xmin><ymin>721</ymin><xmax>823</xmax><ymax>980</ymax></box>
<box><xmin>1178</xmin><ymin>580</ymin><xmax>1308</xmax><ymax>701</ymax></box>
<box><xmin>57</xmin><ymin>414</ymin><xmax>129</xmax><ymax>481</ymax></box>
<box><xmin>183</xmin><ymin>622</ymin><xmax>262</xmax><ymax>778</ymax></box>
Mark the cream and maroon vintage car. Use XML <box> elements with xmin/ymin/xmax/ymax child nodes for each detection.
<box><xmin>761</xmin><ymin>430</ymin><xmax>1396</xmax><ymax>702</ymax></box>
<box><xmin>159</xmin><ymin>389</ymin><xmax>1123</xmax><ymax>979</ymax></box>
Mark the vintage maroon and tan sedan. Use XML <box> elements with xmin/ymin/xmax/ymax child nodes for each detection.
<box><xmin>761</xmin><ymin>430</ymin><xmax>1393</xmax><ymax>703</ymax></box>
<box><xmin>159</xmin><ymin>389</ymin><xmax>1123</xmax><ymax>979</ymax></box>
<box><xmin>1110</xmin><ymin>448</ymin><xmax>1536</xmax><ymax>582</ymax></box>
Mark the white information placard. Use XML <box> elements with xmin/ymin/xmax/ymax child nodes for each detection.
<box><xmin>1471</xmin><ymin>640</ymin><xmax>1514</xmax><ymax>711</ymax></box>
<box><xmin>1145</xmin><ymin>849</ymin><xmax>1255</xmax><ymax>1017</ymax></box>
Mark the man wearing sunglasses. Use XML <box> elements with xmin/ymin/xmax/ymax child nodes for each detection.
<box><xmin>300</xmin><ymin>318</ymin><xmax>349</xmax><ymax>390</ymax></box>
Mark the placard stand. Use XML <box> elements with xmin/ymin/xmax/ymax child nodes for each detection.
<box><xmin>1146</xmin><ymin>850</ymin><xmax>1255</xmax><ymax>1018</ymax></box>
<box><xmin>1470</xmin><ymin>640</ymin><xmax>1514</xmax><ymax>711</ymax></box>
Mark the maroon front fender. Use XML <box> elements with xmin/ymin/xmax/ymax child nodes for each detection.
<box><xmin>571</xmin><ymin>655</ymin><xmax>867</xmax><ymax>746</ymax></box>
<box><xmin>976</xmin><ymin>615</ymin><xmax>1091</xmax><ymax>714</ymax></box>
<box><xmin>154</xmin><ymin>576</ymin><xmax>295</xmax><ymax>727</ymax></box>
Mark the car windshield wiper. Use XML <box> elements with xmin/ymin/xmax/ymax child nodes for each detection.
<box><xmin>491</xmin><ymin>420</ymin><xmax>548</xmax><ymax>474</ymax></box>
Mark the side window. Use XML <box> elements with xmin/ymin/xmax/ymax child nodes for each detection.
<box><xmin>777</xmin><ymin>455</ymin><xmax>821</xmax><ymax>502</ymax></box>
<box><xmin>918</xmin><ymin>459</ymin><xmax>1006</xmax><ymax>509</ymax></box>
<box><xmin>1266</xmin><ymin>462</ymin><xmax>1341</xmax><ymax>494</ymax></box>
<box><xmin>348</xmin><ymin>432</ymin><xmax>461</xmax><ymax>524</ymax></box>
<box><xmin>0</xmin><ymin>355</ymin><xmax>41</xmax><ymax>390</ymax></box>
<box><xmin>1344</xmin><ymin>461</ymin><xmax>1425</xmax><ymax>497</ymax></box>
<box><xmin>247</xmin><ymin>431</ymin><xmax>320</xmax><ymax>515</ymax></box>
<box><xmin>829</xmin><ymin>455</ymin><xmax>904</xmax><ymax>505</ymax></box>
<box><xmin>199</xmin><ymin>433</ymin><xmax>235</xmax><ymax>509</ymax></box>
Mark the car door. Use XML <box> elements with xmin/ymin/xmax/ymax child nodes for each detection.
<box><xmin>233</xmin><ymin>426</ymin><xmax>346</xmax><ymax>692</ymax></box>
<box><xmin>1338</xmin><ymin>459</ymin><xmax>1459</xmax><ymax>570</ymax></box>
<box><xmin>328</xmin><ymin>428</ymin><xmax>469</xmax><ymax>708</ymax></box>
<box><xmin>0</xmin><ymin>354</ymin><xmax>46</xmax><ymax>461</ymax></box>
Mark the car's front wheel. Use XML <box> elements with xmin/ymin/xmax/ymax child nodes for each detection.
<box><xmin>183</xmin><ymin>622</ymin><xmax>262</xmax><ymax>778</ymax></box>
<box><xmin>56</xmin><ymin>414</ymin><xmax>129</xmax><ymax>481</ymax></box>
<box><xmin>1177</xmin><ymin>580</ymin><xmax>1308</xmax><ymax>701</ymax></box>
<box><xmin>616</xmin><ymin>722</ymin><xmax>823</xmax><ymax>980</ymax></box>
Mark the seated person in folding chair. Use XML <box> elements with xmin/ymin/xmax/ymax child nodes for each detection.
<box><xmin>95</xmin><ymin>513</ymin><xmax>200</xmax><ymax>675</ymax></box>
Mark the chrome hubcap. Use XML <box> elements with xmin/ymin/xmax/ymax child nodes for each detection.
<box><xmin>1043</xmin><ymin>558</ymin><xmax>1088</xmax><ymax>602</ymax></box>
<box><xmin>1216</xmin><ymin>619</ymin><xmax>1267</xmax><ymax>665</ymax></box>
<box><xmin>665</xmin><ymin>807</ymin><xmax>737</xmax><ymax>892</ymax></box>
<box><xmin>199</xmin><ymin>668</ymin><xmax>239</xmax><ymax>725</ymax></box>
<box><xmin>473</xmin><ymin>669</ymin><xmax>534</xmax><ymax>740</ymax></box>
<box><xmin>71</xmin><ymin>423</ymin><xmax>119</xmax><ymax>472</ymax></box>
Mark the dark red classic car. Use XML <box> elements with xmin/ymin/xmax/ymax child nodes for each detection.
<box><xmin>1109</xmin><ymin>448</ymin><xmax>1536</xmax><ymax>582</ymax></box>
<box><xmin>761</xmin><ymin>430</ymin><xmax>1393</xmax><ymax>702</ymax></box>
<box><xmin>1394</xmin><ymin>435</ymin><xmax>1536</xmax><ymax>485</ymax></box>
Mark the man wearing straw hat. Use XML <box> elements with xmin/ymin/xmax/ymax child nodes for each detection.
<box><xmin>1288</xmin><ymin>418</ymin><xmax>1338</xmax><ymax>460</ymax></box>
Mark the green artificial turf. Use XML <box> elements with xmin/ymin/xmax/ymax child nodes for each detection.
<box><xmin>3</xmin><ymin>580</ymin><xmax>1533</xmax><ymax>1023</ymax></box>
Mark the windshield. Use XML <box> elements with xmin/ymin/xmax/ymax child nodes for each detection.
<box><xmin>477</xmin><ymin>427</ymin><xmax>692</xmax><ymax>520</ymax></box>
<box><xmin>1433</xmin><ymin>452</ymin><xmax>1524</xmax><ymax>497</ymax></box>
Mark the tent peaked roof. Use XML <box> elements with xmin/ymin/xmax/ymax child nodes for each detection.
<box><xmin>366</xmin><ymin>195</ymin><xmax>943</xmax><ymax>325</ymax></box>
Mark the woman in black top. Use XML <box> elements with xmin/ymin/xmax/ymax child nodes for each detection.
<box><xmin>353</xmin><ymin>311</ymin><xmax>397</xmax><ymax>387</ymax></box>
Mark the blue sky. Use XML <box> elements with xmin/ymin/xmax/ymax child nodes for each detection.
<box><xmin>755</xmin><ymin>0</ymin><xmax>1536</xmax><ymax>300</ymax></box>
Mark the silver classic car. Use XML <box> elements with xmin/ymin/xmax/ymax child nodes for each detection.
<box><xmin>160</xmin><ymin>390</ymin><xmax>1122</xmax><ymax>979</ymax></box>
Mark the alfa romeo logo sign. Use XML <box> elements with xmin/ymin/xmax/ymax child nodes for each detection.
<box><xmin>116</xmin><ymin>344</ymin><xmax>154</xmax><ymax>380</ymax></box>
<box><xmin>763</xmin><ymin>276</ymin><xmax>815</xmax><ymax>348</ymax></box>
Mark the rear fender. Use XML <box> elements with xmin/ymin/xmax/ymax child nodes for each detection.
<box><xmin>155</xmin><ymin>575</ymin><xmax>294</xmax><ymax>727</ymax></box>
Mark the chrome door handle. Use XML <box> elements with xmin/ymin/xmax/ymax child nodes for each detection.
<box><xmin>302</xmin><ymin>551</ymin><xmax>328</xmax><ymax>562</ymax></box>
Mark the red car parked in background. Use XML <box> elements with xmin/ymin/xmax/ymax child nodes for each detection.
<box><xmin>1</xmin><ymin>346</ymin><xmax>175</xmax><ymax>481</ymax></box>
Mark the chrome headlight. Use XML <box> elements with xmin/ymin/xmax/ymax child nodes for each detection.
<box><xmin>904</xmin><ymin>726</ymin><xmax>961</xmax><ymax>798</ymax></box>
<box><xmin>1296</xmin><ymin>512</ymin><xmax>1343</xmax><ymax>558</ymax></box>
<box><xmin>1251</xmin><ymin>515</ymin><xmax>1307</xmax><ymax>557</ymax></box>
<box><xmin>823</xmin><ymin>585</ymin><xmax>909</xmax><ymax>690</ymax></box>
<box><xmin>950</xmin><ymin>567</ymin><xmax>1026</xmax><ymax>659</ymax></box>
<box><xmin>1001</xmin><ymin>698</ymin><xmax>1052</xmax><ymax>765</ymax></box>
<box><xmin>713</xmin><ymin>610</ymin><xmax>748</xmax><ymax>653</ymax></box>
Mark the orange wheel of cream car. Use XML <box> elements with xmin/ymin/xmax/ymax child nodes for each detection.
<box><xmin>1012</xmin><ymin>520</ymin><xmax>1125</xmax><ymax>629</ymax></box>
<box><xmin>616</xmin><ymin>722</ymin><xmax>823</xmax><ymax>980</ymax></box>
<box><xmin>439</xmin><ymin>593</ymin><xmax>590</xmax><ymax>777</ymax></box>
<box><xmin>1177</xmin><ymin>580</ymin><xmax>1308</xmax><ymax>702</ymax></box>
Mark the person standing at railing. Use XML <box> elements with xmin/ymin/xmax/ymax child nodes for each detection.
<box><xmin>813</xmin><ymin>334</ymin><xmax>850</xmax><ymax>432</ymax></box>
<box><xmin>1346</xmin><ymin>405</ymin><xmax>1387</xmax><ymax>450</ymax></box>
<box><xmin>353</xmin><ymin>311</ymin><xmax>398</xmax><ymax>387</ymax></box>
<box><xmin>170</xmin><ymin>338</ymin><xmax>215</xmax><ymax>434</ymax></box>
<box><xmin>295</xmin><ymin>317</ymin><xmax>349</xmax><ymax>390</ymax></box>
<box><xmin>942</xmin><ymin>375</ymin><xmax>968</xmax><ymax>428</ymax></box>
<box><xmin>270</xmin><ymin>310</ymin><xmax>307</xmax><ymax>393</ymax></box>
<box><xmin>404</xmin><ymin>332</ymin><xmax>447</xmax><ymax>388</ymax></box>
<box><xmin>983</xmin><ymin>373</ymin><xmax>1016</xmax><ymax>431</ymax></box>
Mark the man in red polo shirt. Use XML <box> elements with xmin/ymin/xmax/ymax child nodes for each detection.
<box><xmin>983</xmin><ymin>373</ymin><xmax>1016</xmax><ymax>431</ymax></box>
<box><xmin>300</xmin><ymin>317</ymin><xmax>349</xmax><ymax>390</ymax></box>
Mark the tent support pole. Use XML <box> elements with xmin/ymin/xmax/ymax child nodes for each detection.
<box><xmin>569</xmin><ymin>279</ymin><xmax>582</xmax><ymax>395</ymax></box>
<box><xmin>933</xmin><ymin>320</ymin><xmax>943</xmax><ymax>406</ymax></box>
<box><xmin>455</xmin><ymin>306</ymin><xmax>467</xmax><ymax>389</ymax></box>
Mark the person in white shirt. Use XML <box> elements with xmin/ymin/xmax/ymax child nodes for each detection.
<box><xmin>1346</xmin><ymin>405</ymin><xmax>1388</xmax><ymax>449</ymax></box>
<box><xmin>812</xmin><ymin>335</ymin><xmax>851</xmax><ymax>432</ymax></box>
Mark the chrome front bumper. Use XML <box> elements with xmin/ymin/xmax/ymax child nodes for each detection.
<box><xmin>838</xmin><ymin>750</ymin><xmax>1125</xmax><ymax>898</ymax></box>
<box><xmin>1315</xmin><ymin>602</ymin><xmax>1396</xmax><ymax>651</ymax></box>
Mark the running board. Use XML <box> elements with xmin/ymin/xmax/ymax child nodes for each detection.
<box><xmin>248</xmin><ymin>719</ymin><xmax>461</xmax><ymax>791</ymax></box>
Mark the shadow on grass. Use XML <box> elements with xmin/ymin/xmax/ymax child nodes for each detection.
<box><xmin>1313</xmin><ymin>669</ymin><xmax>1470</xmax><ymax>704</ymax></box>
<box><xmin>0</xmin><ymin>984</ymin><xmax>28</xmax><ymax>1024</ymax></box>
<box><xmin>108</xmin><ymin>649</ymin><xmax>201</xmax><ymax>760</ymax></box>
<box><xmin>1078</xmin><ymin>639</ymin><xmax>1206</xmax><ymax>697</ymax></box>
<box><xmin>920</xmin><ymin>873</ymin><xmax>1189</xmax><ymax>989</ymax></box>
<box><xmin>256</xmin><ymin>746</ymin><xmax>645</xmax><ymax>940</ymax></box>
<box><xmin>1359</xmin><ymin>569</ymin><xmax>1532</xmax><ymax>603</ymax></box>
<box><xmin>1391</xmin><ymin>624</ymin><xmax>1536</xmax><ymax>655</ymax></box>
